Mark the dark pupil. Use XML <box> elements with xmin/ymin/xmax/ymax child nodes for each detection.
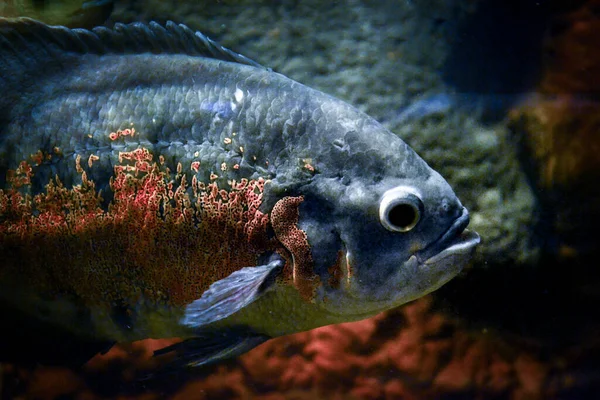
<box><xmin>388</xmin><ymin>203</ymin><xmax>416</xmax><ymax>229</ymax></box>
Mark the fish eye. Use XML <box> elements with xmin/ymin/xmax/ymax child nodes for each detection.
<box><xmin>379</xmin><ymin>187</ymin><xmax>423</xmax><ymax>232</ymax></box>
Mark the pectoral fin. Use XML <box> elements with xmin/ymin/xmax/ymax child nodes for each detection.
<box><xmin>151</xmin><ymin>258</ymin><xmax>283</xmax><ymax>371</ymax></box>
<box><xmin>181</xmin><ymin>257</ymin><xmax>284</xmax><ymax>329</ymax></box>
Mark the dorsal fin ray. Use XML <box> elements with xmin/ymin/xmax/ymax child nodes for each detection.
<box><xmin>0</xmin><ymin>17</ymin><xmax>267</xmax><ymax>122</ymax></box>
<box><xmin>0</xmin><ymin>17</ymin><xmax>265</xmax><ymax>66</ymax></box>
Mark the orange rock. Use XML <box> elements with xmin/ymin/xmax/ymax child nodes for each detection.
<box><xmin>514</xmin><ymin>355</ymin><xmax>548</xmax><ymax>398</ymax></box>
<box><xmin>383</xmin><ymin>379</ymin><xmax>410</xmax><ymax>400</ymax></box>
<box><xmin>508</xmin><ymin>0</ymin><xmax>600</xmax><ymax>257</ymax></box>
<box><xmin>487</xmin><ymin>356</ymin><xmax>515</xmax><ymax>393</ymax></box>
<box><xmin>25</xmin><ymin>367</ymin><xmax>82</xmax><ymax>400</ymax></box>
<box><xmin>350</xmin><ymin>376</ymin><xmax>383</xmax><ymax>400</ymax></box>
<box><xmin>434</xmin><ymin>358</ymin><xmax>472</xmax><ymax>392</ymax></box>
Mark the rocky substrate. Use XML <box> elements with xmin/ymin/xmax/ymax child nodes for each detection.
<box><xmin>3</xmin><ymin>292</ymin><xmax>599</xmax><ymax>399</ymax></box>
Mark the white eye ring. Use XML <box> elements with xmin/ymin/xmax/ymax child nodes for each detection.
<box><xmin>379</xmin><ymin>187</ymin><xmax>423</xmax><ymax>232</ymax></box>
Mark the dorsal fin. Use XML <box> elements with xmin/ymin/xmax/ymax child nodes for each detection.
<box><xmin>0</xmin><ymin>17</ymin><xmax>265</xmax><ymax>67</ymax></box>
<box><xmin>0</xmin><ymin>17</ymin><xmax>267</xmax><ymax>122</ymax></box>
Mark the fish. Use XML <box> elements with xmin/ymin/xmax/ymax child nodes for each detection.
<box><xmin>0</xmin><ymin>18</ymin><xmax>480</xmax><ymax>370</ymax></box>
<box><xmin>0</xmin><ymin>0</ymin><xmax>114</xmax><ymax>28</ymax></box>
<box><xmin>393</xmin><ymin>92</ymin><xmax>531</xmax><ymax>124</ymax></box>
<box><xmin>392</xmin><ymin>91</ymin><xmax>600</xmax><ymax>125</ymax></box>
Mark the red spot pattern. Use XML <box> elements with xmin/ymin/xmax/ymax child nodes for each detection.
<box><xmin>270</xmin><ymin>196</ymin><xmax>320</xmax><ymax>302</ymax></box>
<box><xmin>109</xmin><ymin>127</ymin><xmax>136</xmax><ymax>141</ymax></box>
<box><xmin>30</xmin><ymin>150</ymin><xmax>45</xmax><ymax>166</ymax></box>
<box><xmin>0</xmin><ymin>147</ymin><xmax>288</xmax><ymax>308</ymax></box>
<box><xmin>5</xmin><ymin>160</ymin><xmax>33</xmax><ymax>188</ymax></box>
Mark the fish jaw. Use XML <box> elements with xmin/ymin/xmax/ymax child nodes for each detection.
<box><xmin>312</xmin><ymin>222</ymin><xmax>479</xmax><ymax>318</ymax></box>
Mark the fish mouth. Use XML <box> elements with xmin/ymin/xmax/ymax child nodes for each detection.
<box><xmin>416</xmin><ymin>207</ymin><xmax>481</xmax><ymax>265</ymax></box>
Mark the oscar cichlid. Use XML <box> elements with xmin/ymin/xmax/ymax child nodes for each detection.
<box><xmin>0</xmin><ymin>18</ymin><xmax>480</xmax><ymax>369</ymax></box>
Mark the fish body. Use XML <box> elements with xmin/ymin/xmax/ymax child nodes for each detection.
<box><xmin>0</xmin><ymin>18</ymin><xmax>480</xmax><ymax>368</ymax></box>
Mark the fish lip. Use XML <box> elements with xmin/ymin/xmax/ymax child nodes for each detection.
<box><xmin>422</xmin><ymin>229</ymin><xmax>481</xmax><ymax>266</ymax></box>
<box><xmin>416</xmin><ymin>207</ymin><xmax>480</xmax><ymax>264</ymax></box>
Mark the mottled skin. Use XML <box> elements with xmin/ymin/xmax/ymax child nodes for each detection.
<box><xmin>0</xmin><ymin>19</ymin><xmax>479</xmax><ymax>366</ymax></box>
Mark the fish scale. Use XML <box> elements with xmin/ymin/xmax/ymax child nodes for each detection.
<box><xmin>7</xmin><ymin>57</ymin><xmax>290</xmax><ymax>190</ymax></box>
<box><xmin>0</xmin><ymin>18</ymin><xmax>479</xmax><ymax>370</ymax></box>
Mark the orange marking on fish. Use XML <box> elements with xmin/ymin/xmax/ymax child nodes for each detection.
<box><xmin>0</xmin><ymin>147</ymin><xmax>289</xmax><ymax>310</ymax></box>
<box><xmin>75</xmin><ymin>155</ymin><xmax>83</xmax><ymax>174</ymax></box>
<box><xmin>88</xmin><ymin>154</ymin><xmax>100</xmax><ymax>168</ymax></box>
<box><xmin>271</xmin><ymin>196</ymin><xmax>319</xmax><ymax>302</ymax></box>
<box><xmin>30</xmin><ymin>150</ymin><xmax>44</xmax><ymax>166</ymax></box>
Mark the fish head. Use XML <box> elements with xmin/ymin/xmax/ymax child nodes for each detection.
<box><xmin>273</xmin><ymin>119</ymin><xmax>480</xmax><ymax>318</ymax></box>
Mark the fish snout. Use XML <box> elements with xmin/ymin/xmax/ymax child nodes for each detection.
<box><xmin>416</xmin><ymin>207</ymin><xmax>480</xmax><ymax>265</ymax></box>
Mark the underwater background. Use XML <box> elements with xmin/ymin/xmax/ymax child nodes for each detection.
<box><xmin>2</xmin><ymin>0</ymin><xmax>600</xmax><ymax>398</ymax></box>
